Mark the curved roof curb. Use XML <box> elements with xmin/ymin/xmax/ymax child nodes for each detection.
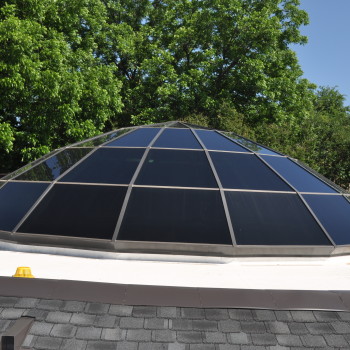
<box><xmin>0</xmin><ymin>277</ymin><xmax>349</xmax><ymax>312</ymax></box>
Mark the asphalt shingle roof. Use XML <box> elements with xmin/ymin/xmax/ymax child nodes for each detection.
<box><xmin>1</xmin><ymin>296</ymin><xmax>350</xmax><ymax>349</ymax></box>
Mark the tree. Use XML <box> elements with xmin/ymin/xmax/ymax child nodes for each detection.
<box><xmin>0</xmin><ymin>1</ymin><xmax>122</xmax><ymax>172</ymax></box>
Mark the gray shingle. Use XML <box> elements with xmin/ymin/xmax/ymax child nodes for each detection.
<box><xmin>120</xmin><ymin>316</ymin><xmax>144</xmax><ymax>329</ymax></box>
<box><xmin>15</xmin><ymin>297</ymin><xmax>39</xmax><ymax>308</ymax></box>
<box><xmin>205</xmin><ymin>309</ymin><xmax>229</xmax><ymax>320</ymax></box>
<box><xmin>71</xmin><ymin>313</ymin><xmax>96</xmax><ymax>326</ymax></box>
<box><xmin>251</xmin><ymin>333</ymin><xmax>277</xmax><ymax>346</ymax></box>
<box><xmin>190</xmin><ymin>345</ymin><xmax>216</xmax><ymax>350</ymax></box>
<box><xmin>274</xmin><ymin>311</ymin><xmax>293</xmax><ymax>322</ymax></box>
<box><xmin>101</xmin><ymin>328</ymin><xmax>126</xmax><ymax>341</ymax></box>
<box><xmin>306</xmin><ymin>322</ymin><xmax>333</xmax><ymax>334</ymax></box>
<box><xmin>177</xmin><ymin>331</ymin><xmax>203</xmax><ymax>343</ymax></box>
<box><xmin>109</xmin><ymin>305</ymin><xmax>133</xmax><ymax>316</ymax></box>
<box><xmin>62</xmin><ymin>301</ymin><xmax>86</xmax><ymax>313</ymax></box>
<box><xmin>76</xmin><ymin>326</ymin><xmax>102</xmax><ymax>340</ymax></box>
<box><xmin>228</xmin><ymin>309</ymin><xmax>254</xmax><ymax>320</ymax></box>
<box><xmin>313</xmin><ymin>311</ymin><xmax>339</xmax><ymax>322</ymax></box>
<box><xmin>30</xmin><ymin>321</ymin><xmax>54</xmax><ymax>336</ymax></box>
<box><xmin>181</xmin><ymin>308</ymin><xmax>205</xmax><ymax>319</ymax></box>
<box><xmin>0</xmin><ymin>319</ymin><xmax>11</xmax><ymax>332</ymax></box>
<box><xmin>144</xmin><ymin>318</ymin><xmax>168</xmax><ymax>329</ymax></box>
<box><xmin>24</xmin><ymin>309</ymin><xmax>49</xmax><ymax>321</ymax></box>
<box><xmin>204</xmin><ymin>331</ymin><xmax>227</xmax><ymax>343</ymax></box>
<box><xmin>331</xmin><ymin>321</ymin><xmax>350</xmax><ymax>334</ymax></box>
<box><xmin>61</xmin><ymin>338</ymin><xmax>87</xmax><ymax>350</ymax></box>
<box><xmin>46</xmin><ymin>311</ymin><xmax>72</xmax><ymax>323</ymax></box>
<box><xmin>338</xmin><ymin>312</ymin><xmax>350</xmax><ymax>321</ymax></box>
<box><xmin>218</xmin><ymin>345</ymin><xmax>240</xmax><ymax>350</ymax></box>
<box><xmin>22</xmin><ymin>334</ymin><xmax>37</xmax><ymax>348</ymax></box>
<box><xmin>267</xmin><ymin>321</ymin><xmax>290</xmax><ymax>334</ymax></box>
<box><xmin>168</xmin><ymin>343</ymin><xmax>186</xmax><ymax>350</ymax></box>
<box><xmin>324</xmin><ymin>334</ymin><xmax>349</xmax><ymax>347</ymax></box>
<box><xmin>126</xmin><ymin>329</ymin><xmax>152</xmax><ymax>341</ymax></box>
<box><xmin>291</xmin><ymin>311</ymin><xmax>316</xmax><ymax>322</ymax></box>
<box><xmin>95</xmin><ymin>315</ymin><xmax>117</xmax><ymax>328</ymax></box>
<box><xmin>218</xmin><ymin>319</ymin><xmax>240</xmax><ymax>333</ymax></box>
<box><xmin>152</xmin><ymin>329</ymin><xmax>176</xmax><ymax>342</ymax></box>
<box><xmin>50</xmin><ymin>323</ymin><xmax>77</xmax><ymax>338</ymax></box>
<box><xmin>253</xmin><ymin>310</ymin><xmax>276</xmax><ymax>321</ymax></box>
<box><xmin>276</xmin><ymin>334</ymin><xmax>302</xmax><ymax>347</ymax></box>
<box><xmin>37</xmin><ymin>299</ymin><xmax>64</xmax><ymax>310</ymax></box>
<box><xmin>85</xmin><ymin>303</ymin><xmax>110</xmax><ymax>315</ymax></box>
<box><xmin>86</xmin><ymin>340</ymin><xmax>117</xmax><ymax>349</ymax></box>
<box><xmin>35</xmin><ymin>336</ymin><xmax>63</xmax><ymax>349</ymax></box>
<box><xmin>192</xmin><ymin>319</ymin><xmax>218</xmax><ymax>331</ymax></box>
<box><xmin>116</xmin><ymin>342</ymin><xmax>138</xmax><ymax>350</ymax></box>
<box><xmin>301</xmin><ymin>334</ymin><xmax>327</xmax><ymax>347</ymax></box>
<box><xmin>139</xmin><ymin>344</ymin><xmax>168</xmax><ymax>350</ymax></box>
<box><xmin>170</xmin><ymin>319</ymin><xmax>192</xmax><ymax>330</ymax></box>
<box><xmin>228</xmin><ymin>332</ymin><xmax>250</xmax><ymax>345</ymax></box>
<box><xmin>157</xmin><ymin>306</ymin><xmax>177</xmax><ymax>318</ymax></box>
<box><xmin>0</xmin><ymin>308</ymin><xmax>25</xmax><ymax>319</ymax></box>
<box><xmin>132</xmin><ymin>306</ymin><xmax>157</xmax><ymax>318</ymax></box>
<box><xmin>241</xmin><ymin>321</ymin><xmax>266</xmax><ymax>334</ymax></box>
<box><xmin>0</xmin><ymin>297</ymin><xmax>19</xmax><ymax>307</ymax></box>
<box><xmin>288</xmin><ymin>322</ymin><xmax>308</xmax><ymax>335</ymax></box>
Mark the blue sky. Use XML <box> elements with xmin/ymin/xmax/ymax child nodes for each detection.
<box><xmin>292</xmin><ymin>0</ymin><xmax>350</xmax><ymax>105</ymax></box>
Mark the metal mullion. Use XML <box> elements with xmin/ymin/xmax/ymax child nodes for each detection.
<box><xmin>191</xmin><ymin>128</ymin><xmax>237</xmax><ymax>245</ymax></box>
<box><xmin>112</xmin><ymin>127</ymin><xmax>166</xmax><ymax>241</ymax></box>
<box><xmin>287</xmin><ymin>156</ymin><xmax>342</xmax><ymax>194</ymax></box>
<box><xmin>256</xmin><ymin>154</ymin><xmax>337</xmax><ymax>247</ymax></box>
<box><xmin>12</xmin><ymin>128</ymin><xmax>137</xmax><ymax>233</ymax></box>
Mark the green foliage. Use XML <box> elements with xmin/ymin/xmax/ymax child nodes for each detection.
<box><xmin>0</xmin><ymin>0</ymin><xmax>122</xmax><ymax>171</ymax></box>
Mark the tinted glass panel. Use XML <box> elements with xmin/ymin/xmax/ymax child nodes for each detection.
<box><xmin>303</xmin><ymin>194</ymin><xmax>350</xmax><ymax>245</ymax></box>
<box><xmin>105</xmin><ymin>128</ymin><xmax>160</xmax><ymax>147</ymax></box>
<box><xmin>18</xmin><ymin>184</ymin><xmax>127</xmax><ymax>239</ymax></box>
<box><xmin>0</xmin><ymin>181</ymin><xmax>5</xmax><ymax>189</ymax></box>
<box><xmin>135</xmin><ymin>149</ymin><xmax>217</xmax><ymax>188</ymax></box>
<box><xmin>76</xmin><ymin>129</ymin><xmax>134</xmax><ymax>147</ymax></box>
<box><xmin>195</xmin><ymin>130</ymin><xmax>248</xmax><ymax>152</ymax></box>
<box><xmin>0</xmin><ymin>182</ymin><xmax>48</xmax><ymax>231</ymax></box>
<box><xmin>225</xmin><ymin>191</ymin><xmax>331</xmax><ymax>245</ymax></box>
<box><xmin>153</xmin><ymin>129</ymin><xmax>202</xmax><ymax>149</ymax></box>
<box><xmin>210</xmin><ymin>152</ymin><xmax>292</xmax><ymax>191</ymax></box>
<box><xmin>222</xmin><ymin>132</ymin><xmax>280</xmax><ymax>155</ymax></box>
<box><xmin>60</xmin><ymin>148</ymin><xmax>144</xmax><ymax>184</ymax></box>
<box><xmin>16</xmin><ymin>148</ymin><xmax>92</xmax><ymax>181</ymax></box>
<box><xmin>118</xmin><ymin>188</ymin><xmax>232</xmax><ymax>244</ymax></box>
<box><xmin>261</xmin><ymin>156</ymin><xmax>337</xmax><ymax>193</ymax></box>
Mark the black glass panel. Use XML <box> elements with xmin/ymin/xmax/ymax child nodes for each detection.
<box><xmin>105</xmin><ymin>128</ymin><xmax>161</xmax><ymax>147</ymax></box>
<box><xmin>16</xmin><ymin>148</ymin><xmax>92</xmax><ymax>181</ymax></box>
<box><xmin>18</xmin><ymin>184</ymin><xmax>127</xmax><ymax>239</ymax></box>
<box><xmin>135</xmin><ymin>149</ymin><xmax>217</xmax><ymax>188</ymax></box>
<box><xmin>261</xmin><ymin>156</ymin><xmax>337</xmax><ymax>193</ymax></box>
<box><xmin>153</xmin><ymin>129</ymin><xmax>202</xmax><ymax>149</ymax></box>
<box><xmin>60</xmin><ymin>148</ymin><xmax>144</xmax><ymax>184</ymax></box>
<box><xmin>222</xmin><ymin>132</ymin><xmax>280</xmax><ymax>155</ymax></box>
<box><xmin>0</xmin><ymin>182</ymin><xmax>48</xmax><ymax>232</ymax></box>
<box><xmin>225</xmin><ymin>191</ymin><xmax>331</xmax><ymax>245</ymax></box>
<box><xmin>76</xmin><ymin>129</ymin><xmax>134</xmax><ymax>147</ymax></box>
<box><xmin>210</xmin><ymin>152</ymin><xmax>292</xmax><ymax>191</ymax></box>
<box><xmin>195</xmin><ymin>130</ymin><xmax>248</xmax><ymax>152</ymax></box>
<box><xmin>118</xmin><ymin>188</ymin><xmax>232</xmax><ymax>244</ymax></box>
<box><xmin>303</xmin><ymin>194</ymin><xmax>350</xmax><ymax>245</ymax></box>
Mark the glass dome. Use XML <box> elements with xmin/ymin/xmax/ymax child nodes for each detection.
<box><xmin>0</xmin><ymin>121</ymin><xmax>349</xmax><ymax>256</ymax></box>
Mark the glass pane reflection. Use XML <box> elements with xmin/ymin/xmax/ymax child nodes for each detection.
<box><xmin>16</xmin><ymin>148</ymin><xmax>92</xmax><ymax>181</ymax></box>
<box><xmin>153</xmin><ymin>129</ymin><xmax>202</xmax><ymax>149</ymax></box>
<box><xmin>106</xmin><ymin>128</ymin><xmax>161</xmax><ymax>147</ymax></box>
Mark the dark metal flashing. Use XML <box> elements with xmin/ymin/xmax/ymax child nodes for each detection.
<box><xmin>0</xmin><ymin>277</ymin><xmax>349</xmax><ymax>312</ymax></box>
<box><xmin>1</xmin><ymin>316</ymin><xmax>34</xmax><ymax>350</ymax></box>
